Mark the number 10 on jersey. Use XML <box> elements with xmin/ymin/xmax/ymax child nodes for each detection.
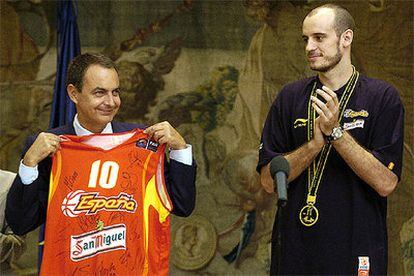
<box><xmin>88</xmin><ymin>160</ymin><xmax>120</xmax><ymax>189</ymax></box>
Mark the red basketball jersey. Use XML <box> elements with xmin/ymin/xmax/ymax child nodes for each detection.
<box><xmin>40</xmin><ymin>129</ymin><xmax>173</xmax><ymax>275</ymax></box>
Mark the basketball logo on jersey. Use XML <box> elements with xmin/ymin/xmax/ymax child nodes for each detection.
<box><xmin>61</xmin><ymin>190</ymin><xmax>137</xmax><ymax>217</ymax></box>
<box><xmin>136</xmin><ymin>138</ymin><xmax>160</xmax><ymax>152</ymax></box>
<box><xmin>61</xmin><ymin>190</ymin><xmax>86</xmax><ymax>217</ymax></box>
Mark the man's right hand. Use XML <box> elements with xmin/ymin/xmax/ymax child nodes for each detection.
<box><xmin>260</xmin><ymin>163</ymin><xmax>274</xmax><ymax>194</ymax></box>
<box><xmin>312</xmin><ymin>117</ymin><xmax>326</xmax><ymax>149</ymax></box>
<box><xmin>22</xmin><ymin>133</ymin><xmax>61</xmax><ymax>167</ymax></box>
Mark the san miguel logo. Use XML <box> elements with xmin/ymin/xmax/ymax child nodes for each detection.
<box><xmin>61</xmin><ymin>190</ymin><xmax>137</xmax><ymax>217</ymax></box>
<box><xmin>70</xmin><ymin>223</ymin><xmax>126</xmax><ymax>261</ymax></box>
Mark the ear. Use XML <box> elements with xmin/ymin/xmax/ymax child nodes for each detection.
<box><xmin>341</xmin><ymin>29</ymin><xmax>353</xmax><ymax>48</ymax></box>
<box><xmin>67</xmin><ymin>84</ymin><xmax>79</xmax><ymax>104</ymax></box>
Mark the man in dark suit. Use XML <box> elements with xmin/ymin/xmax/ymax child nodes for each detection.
<box><xmin>6</xmin><ymin>52</ymin><xmax>196</xmax><ymax>236</ymax></box>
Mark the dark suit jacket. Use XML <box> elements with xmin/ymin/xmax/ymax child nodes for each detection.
<box><xmin>6</xmin><ymin>122</ymin><xmax>196</xmax><ymax>235</ymax></box>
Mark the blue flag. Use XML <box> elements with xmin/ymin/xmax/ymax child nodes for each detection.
<box><xmin>40</xmin><ymin>0</ymin><xmax>81</xmax><ymax>270</ymax></box>
<box><xmin>49</xmin><ymin>0</ymin><xmax>81</xmax><ymax>128</ymax></box>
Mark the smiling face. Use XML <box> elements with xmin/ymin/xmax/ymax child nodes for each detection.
<box><xmin>68</xmin><ymin>64</ymin><xmax>121</xmax><ymax>133</ymax></box>
<box><xmin>302</xmin><ymin>8</ymin><xmax>343</xmax><ymax>72</ymax></box>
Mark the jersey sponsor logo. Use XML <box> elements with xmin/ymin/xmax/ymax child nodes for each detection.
<box><xmin>344</xmin><ymin>109</ymin><xmax>369</xmax><ymax>118</ymax></box>
<box><xmin>61</xmin><ymin>190</ymin><xmax>137</xmax><ymax>217</ymax></box>
<box><xmin>136</xmin><ymin>138</ymin><xmax>160</xmax><ymax>152</ymax></box>
<box><xmin>70</xmin><ymin>223</ymin><xmax>126</xmax><ymax>261</ymax></box>
<box><xmin>343</xmin><ymin>119</ymin><xmax>365</xmax><ymax>130</ymax></box>
<box><xmin>294</xmin><ymin>118</ymin><xmax>308</xmax><ymax>128</ymax></box>
<box><xmin>357</xmin><ymin>256</ymin><xmax>370</xmax><ymax>275</ymax></box>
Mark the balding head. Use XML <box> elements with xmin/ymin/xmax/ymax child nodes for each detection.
<box><xmin>305</xmin><ymin>4</ymin><xmax>355</xmax><ymax>37</ymax></box>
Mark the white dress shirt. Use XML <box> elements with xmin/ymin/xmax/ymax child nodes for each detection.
<box><xmin>19</xmin><ymin>114</ymin><xmax>192</xmax><ymax>185</ymax></box>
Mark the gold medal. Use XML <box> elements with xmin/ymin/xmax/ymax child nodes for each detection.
<box><xmin>300</xmin><ymin>67</ymin><xmax>359</xmax><ymax>227</ymax></box>
<box><xmin>299</xmin><ymin>204</ymin><xmax>319</xmax><ymax>227</ymax></box>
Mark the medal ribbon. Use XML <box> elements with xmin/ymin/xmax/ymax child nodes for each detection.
<box><xmin>300</xmin><ymin>67</ymin><xmax>359</xmax><ymax>227</ymax></box>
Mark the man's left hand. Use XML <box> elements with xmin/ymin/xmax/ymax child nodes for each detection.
<box><xmin>144</xmin><ymin>121</ymin><xmax>187</xmax><ymax>150</ymax></box>
<box><xmin>310</xmin><ymin>85</ymin><xmax>340</xmax><ymax>136</ymax></box>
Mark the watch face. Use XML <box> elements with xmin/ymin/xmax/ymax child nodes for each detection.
<box><xmin>332</xmin><ymin>127</ymin><xmax>343</xmax><ymax>140</ymax></box>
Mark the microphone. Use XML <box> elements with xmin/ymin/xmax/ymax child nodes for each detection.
<box><xmin>269</xmin><ymin>156</ymin><xmax>290</xmax><ymax>205</ymax></box>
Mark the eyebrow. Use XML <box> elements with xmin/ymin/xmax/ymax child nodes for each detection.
<box><xmin>302</xmin><ymin>32</ymin><xmax>327</xmax><ymax>37</ymax></box>
<box><xmin>92</xmin><ymin>87</ymin><xmax>107</xmax><ymax>92</ymax></box>
<box><xmin>92</xmin><ymin>87</ymin><xmax>120</xmax><ymax>92</ymax></box>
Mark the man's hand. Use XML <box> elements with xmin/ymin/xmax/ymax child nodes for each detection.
<box><xmin>311</xmin><ymin>86</ymin><xmax>340</xmax><ymax>136</ymax></box>
<box><xmin>23</xmin><ymin>133</ymin><xmax>61</xmax><ymax>167</ymax></box>
<box><xmin>260</xmin><ymin>163</ymin><xmax>274</xmax><ymax>194</ymax></box>
<box><xmin>313</xmin><ymin>117</ymin><xmax>326</xmax><ymax>149</ymax></box>
<box><xmin>144</xmin><ymin>121</ymin><xmax>187</xmax><ymax>150</ymax></box>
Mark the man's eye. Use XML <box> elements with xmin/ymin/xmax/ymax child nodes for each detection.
<box><xmin>113</xmin><ymin>90</ymin><xmax>121</xmax><ymax>96</ymax></box>
<box><xmin>94</xmin><ymin>91</ymin><xmax>105</xmax><ymax>96</ymax></box>
<box><xmin>316</xmin><ymin>36</ymin><xmax>323</xmax><ymax>42</ymax></box>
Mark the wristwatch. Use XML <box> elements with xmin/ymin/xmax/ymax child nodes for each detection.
<box><xmin>327</xmin><ymin>126</ymin><xmax>344</xmax><ymax>143</ymax></box>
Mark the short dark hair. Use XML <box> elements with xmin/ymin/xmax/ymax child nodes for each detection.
<box><xmin>306</xmin><ymin>4</ymin><xmax>355</xmax><ymax>36</ymax></box>
<box><xmin>66</xmin><ymin>52</ymin><xmax>118</xmax><ymax>91</ymax></box>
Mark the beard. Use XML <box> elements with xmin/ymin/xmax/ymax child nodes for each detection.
<box><xmin>309</xmin><ymin>43</ymin><xmax>342</xmax><ymax>73</ymax></box>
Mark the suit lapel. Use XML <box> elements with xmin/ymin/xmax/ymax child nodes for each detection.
<box><xmin>60</xmin><ymin>124</ymin><xmax>76</xmax><ymax>135</ymax></box>
<box><xmin>111</xmin><ymin>122</ymin><xmax>122</xmax><ymax>133</ymax></box>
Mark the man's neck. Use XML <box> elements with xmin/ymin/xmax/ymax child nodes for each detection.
<box><xmin>74</xmin><ymin>114</ymin><xmax>112</xmax><ymax>136</ymax></box>
<box><xmin>79</xmin><ymin>121</ymin><xmax>104</xmax><ymax>134</ymax></box>
<box><xmin>318</xmin><ymin>60</ymin><xmax>354</xmax><ymax>91</ymax></box>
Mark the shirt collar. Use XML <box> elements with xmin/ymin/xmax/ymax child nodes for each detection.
<box><xmin>73</xmin><ymin>114</ymin><xmax>113</xmax><ymax>136</ymax></box>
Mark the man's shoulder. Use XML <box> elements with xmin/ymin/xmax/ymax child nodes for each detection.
<box><xmin>282</xmin><ymin>76</ymin><xmax>316</xmax><ymax>94</ymax></box>
<box><xmin>26</xmin><ymin>125</ymin><xmax>73</xmax><ymax>141</ymax></box>
<box><xmin>358</xmin><ymin>75</ymin><xmax>401</xmax><ymax>100</ymax></box>
<box><xmin>46</xmin><ymin>124</ymin><xmax>75</xmax><ymax>135</ymax></box>
<box><xmin>112</xmin><ymin>121</ymin><xmax>146</xmax><ymax>133</ymax></box>
<box><xmin>276</xmin><ymin>76</ymin><xmax>316</xmax><ymax>101</ymax></box>
<box><xmin>21</xmin><ymin>125</ymin><xmax>74</xmax><ymax>153</ymax></box>
<box><xmin>359</xmin><ymin>75</ymin><xmax>398</xmax><ymax>92</ymax></box>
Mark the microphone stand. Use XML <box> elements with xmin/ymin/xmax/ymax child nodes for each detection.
<box><xmin>269</xmin><ymin>156</ymin><xmax>290</xmax><ymax>275</ymax></box>
<box><xmin>275</xmin><ymin>198</ymin><xmax>287</xmax><ymax>275</ymax></box>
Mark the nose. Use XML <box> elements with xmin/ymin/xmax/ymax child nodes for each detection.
<box><xmin>305</xmin><ymin>39</ymin><xmax>317</xmax><ymax>53</ymax></box>
<box><xmin>104</xmin><ymin>93</ymin><xmax>116</xmax><ymax>107</ymax></box>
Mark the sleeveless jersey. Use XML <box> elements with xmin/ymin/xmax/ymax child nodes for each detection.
<box><xmin>40</xmin><ymin>129</ymin><xmax>172</xmax><ymax>275</ymax></box>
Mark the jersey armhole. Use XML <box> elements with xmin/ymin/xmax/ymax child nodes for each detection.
<box><xmin>156</xmin><ymin>151</ymin><xmax>173</xmax><ymax>212</ymax></box>
<box><xmin>48</xmin><ymin>151</ymin><xmax>62</xmax><ymax>210</ymax></box>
